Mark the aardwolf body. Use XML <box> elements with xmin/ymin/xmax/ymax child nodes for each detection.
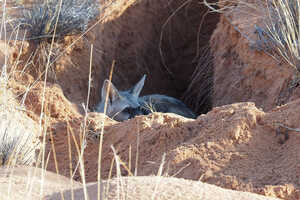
<box><xmin>95</xmin><ymin>75</ymin><xmax>196</xmax><ymax>121</ymax></box>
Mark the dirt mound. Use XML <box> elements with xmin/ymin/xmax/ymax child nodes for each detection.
<box><xmin>40</xmin><ymin>84</ymin><xmax>300</xmax><ymax>199</ymax></box>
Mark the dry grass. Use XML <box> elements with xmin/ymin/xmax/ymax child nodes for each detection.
<box><xmin>4</xmin><ymin>0</ymin><xmax>100</xmax><ymax>42</ymax></box>
<box><xmin>0</xmin><ymin>0</ymin><xmax>40</xmax><ymax>168</ymax></box>
<box><xmin>204</xmin><ymin>0</ymin><xmax>300</xmax><ymax>75</ymax></box>
<box><xmin>0</xmin><ymin>126</ymin><xmax>35</xmax><ymax>166</ymax></box>
<box><xmin>258</xmin><ymin>0</ymin><xmax>300</xmax><ymax>72</ymax></box>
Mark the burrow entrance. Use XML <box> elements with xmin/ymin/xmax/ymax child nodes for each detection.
<box><xmin>86</xmin><ymin>0</ymin><xmax>220</xmax><ymax>115</ymax></box>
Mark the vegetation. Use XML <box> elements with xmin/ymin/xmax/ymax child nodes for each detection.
<box><xmin>5</xmin><ymin>0</ymin><xmax>100</xmax><ymax>42</ymax></box>
<box><xmin>0</xmin><ymin>126</ymin><xmax>36</xmax><ymax>166</ymax></box>
<box><xmin>205</xmin><ymin>0</ymin><xmax>300</xmax><ymax>73</ymax></box>
<box><xmin>256</xmin><ymin>0</ymin><xmax>300</xmax><ymax>72</ymax></box>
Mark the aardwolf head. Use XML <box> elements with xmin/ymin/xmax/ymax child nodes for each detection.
<box><xmin>95</xmin><ymin>75</ymin><xmax>146</xmax><ymax>121</ymax></box>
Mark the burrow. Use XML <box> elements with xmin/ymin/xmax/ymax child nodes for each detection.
<box><xmin>14</xmin><ymin>0</ymin><xmax>220</xmax><ymax>116</ymax></box>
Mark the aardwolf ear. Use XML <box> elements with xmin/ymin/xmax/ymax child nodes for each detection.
<box><xmin>101</xmin><ymin>79</ymin><xmax>121</xmax><ymax>102</ymax></box>
<box><xmin>131</xmin><ymin>75</ymin><xmax>146</xmax><ymax>97</ymax></box>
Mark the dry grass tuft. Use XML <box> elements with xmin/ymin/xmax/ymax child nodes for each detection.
<box><xmin>255</xmin><ymin>0</ymin><xmax>300</xmax><ymax>72</ymax></box>
<box><xmin>4</xmin><ymin>0</ymin><xmax>100</xmax><ymax>42</ymax></box>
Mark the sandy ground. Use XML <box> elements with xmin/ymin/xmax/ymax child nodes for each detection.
<box><xmin>1</xmin><ymin>0</ymin><xmax>300</xmax><ymax>199</ymax></box>
<box><xmin>0</xmin><ymin>167</ymin><xmax>279</xmax><ymax>200</ymax></box>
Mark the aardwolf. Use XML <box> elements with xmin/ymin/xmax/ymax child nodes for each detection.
<box><xmin>95</xmin><ymin>75</ymin><xmax>196</xmax><ymax>121</ymax></box>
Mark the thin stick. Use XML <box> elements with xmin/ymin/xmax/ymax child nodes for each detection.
<box><xmin>128</xmin><ymin>144</ymin><xmax>131</xmax><ymax>174</ymax></box>
<box><xmin>78</xmin><ymin>44</ymin><xmax>94</xmax><ymax>200</ymax></box>
<box><xmin>151</xmin><ymin>153</ymin><xmax>166</xmax><ymax>200</ymax></box>
<box><xmin>67</xmin><ymin>126</ymin><xmax>75</xmax><ymax>200</ymax></box>
<box><xmin>159</xmin><ymin>0</ymin><xmax>193</xmax><ymax>77</ymax></box>
<box><xmin>39</xmin><ymin>0</ymin><xmax>63</xmax><ymax>197</ymax></box>
<box><xmin>49</xmin><ymin>127</ymin><xmax>65</xmax><ymax>200</ymax></box>
<box><xmin>98</xmin><ymin>60</ymin><xmax>115</xmax><ymax>200</ymax></box>
<box><xmin>105</xmin><ymin>157</ymin><xmax>115</xmax><ymax>200</ymax></box>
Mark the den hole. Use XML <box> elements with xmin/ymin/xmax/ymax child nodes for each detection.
<box><xmin>89</xmin><ymin>0</ymin><xmax>220</xmax><ymax>117</ymax></box>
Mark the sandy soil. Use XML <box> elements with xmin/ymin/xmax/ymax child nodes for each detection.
<box><xmin>0</xmin><ymin>167</ymin><xmax>279</xmax><ymax>200</ymax></box>
<box><xmin>1</xmin><ymin>0</ymin><xmax>300</xmax><ymax>199</ymax></box>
